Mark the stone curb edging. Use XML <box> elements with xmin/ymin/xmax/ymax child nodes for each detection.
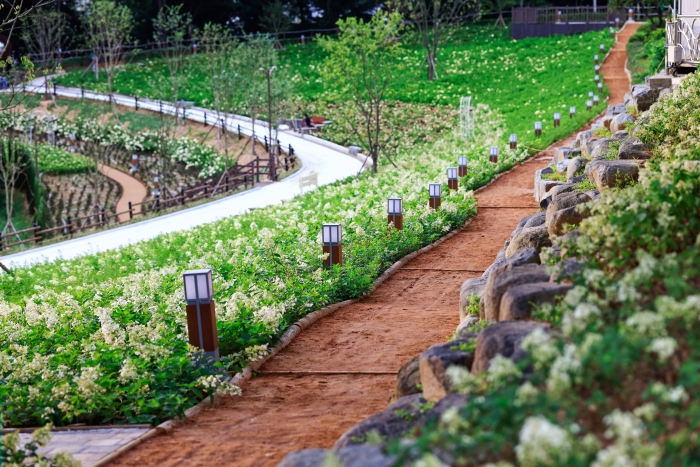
<box><xmin>90</xmin><ymin>216</ymin><xmax>474</xmax><ymax>467</ymax></box>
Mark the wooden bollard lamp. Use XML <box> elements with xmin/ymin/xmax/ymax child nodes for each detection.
<box><xmin>570</xmin><ymin>106</ymin><xmax>576</xmax><ymax>118</ymax></box>
<box><xmin>595</xmin><ymin>73</ymin><xmax>600</xmax><ymax>83</ymax></box>
<box><xmin>322</xmin><ymin>224</ymin><xmax>342</xmax><ymax>267</ymax></box>
<box><xmin>458</xmin><ymin>156</ymin><xmax>468</xmax><ymax>177</ymax></box>
<box><xmin>628</xmin><ymin>8</ymin><xmax>634</xmax><ymax>21</ymax></box>
<box><xmin>429</xmin><ymin>183</ymin><xmax>441</xmax><ymax>210</ymax></box>
<box><xmin>594</xmin><ymin>55</ymin><xmax>599</xmax><ymax>65</ymax></box>
<box><xmin>183</xmin><ymin>268</ymin><xmax>219</xmax><ymax>363</ymax></box>
<box><xmin>489</xmin><ymin>146</ymin><xmax>499</xmax><ymax>163</ymax></box>
<box><xmin>616</xmin><ymin>17</ymin><xmax>620</xmax><ymax>28</ymax></box>
<box><xmin>447</xmin><ymin>167</ymin><xmax>458</xmax><ymax>190</ymax></box>
<box><xmin>535</xmin><ymin>121</ymin><xmax>542</xmax><ymax>137</ymax></box>
<box><xmin>130</xmin><ymin>154</ymin><xmax>138</xmax><ymax>172</ymax></box>
<box><xmin>594</xmin><ymin>95</ymin><xmax>600</xmax><ymax>106</ymax></box>
<box><xmin>388</xmin><ymin>198</ymin><xmax>403</xmax><ymax>230</ymax></box>
<box><xmin>510</xmin><ymin>134</ymin><xmax>517</xmax><ymax>150</ymax></box>
<box><xmin>586</xmin><ymin>100</ymin><xmax>592</xmax><ymax>111</ymax></box>
<box><xmin>595</xmin><ymin>64</ymin><xmax>600</xmax><ymax>74</ymax></box>
<box><xmin>597</xmin><ymin>82</ymin><xmax>603</xmax><ymax>94</ymax></box>
<box><xmin>553</xmin><ymin>112</ymin><xmax>561</xmax><ymax>127</ymax></box>
<box><xmin>600</xmin><ymin>43</ymin><xmax>605</xmax><ymax>53</ymax></box>
<box><xmin>610</xmin><ymin>27</ymin><xmax>615</xmax><ymax>39</ymax></box>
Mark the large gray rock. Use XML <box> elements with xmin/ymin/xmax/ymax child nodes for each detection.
<box><xmin>607</xmin><ymin>104</ymin><xmax>627</xmax><ymax>116</ymax></box>
<box><xmin>498</xmin><ymin>282</ymin><xmax>573</xmax><ymax>320</ymax></box>
<box><xmin>547</xmin><ymin>203</ymin><xmax>591</xmax><ymax>236</ymax></box>
<box><xmin>576</xmin><ymin>130</ymin><xmax>592</xmax><ymax>149</ymax></box>
<box><xmin>618</xmin><ymin>137</ymin><xmax>651</xmax><ymax>160</ymax></box>
<box><xmin>482</xmin><ymin>245</ymin><xmax>539</xmax><ymax>281</ymax></box>
<box><xmin>611</xmin><ymin>130</ymin><xmax>629</xmax><ymax>141</ymax></box>
<box><xmin>646</xmin><ymin>73</ymin><xmax>673</xmax><ymax>90</ymax></box>
<box><xmin>279</xmin><ymin>445</ymin><xmax>395</xmax><ymax>467</ymax></box>
<box><xmin>566</xmin><ymin>157</ymin><xmax>587</xmax><ymax>182</ymax></box>
<box><xmin>459</xmin><ymin>277</ymin><xmax>487</xmax><ymax>321</ymax></box>
<box><xmin>581</xmin><ymin>137</ymin><xmax>599</xmax><ymax>158</ymax></box>
<box><xmin>610</xmin><ymin>113</ymin><xmax>635</xmax><ymax>134</ymax></box>
<box><xmin>472</xmin><ymin>320</ymin><xmax>550</xmax><ymax>373</ymax></box>
<box><xmin>549</xmin><ymin>258</ymin><xmax>583</xmax><ymax>282</ymax></box>
<box><xmin>590</xmin><ymin>138</ymin><xmax>613</xmax><ymax>159</ymax></box>
<box><xmin>624</xmin><ymin>92</ymin><xmax>633</xmax><ymax>107</ymax></box>
<box><xmin>420</xmin><ymin>333</ymin><xmax>476</xmax><ymax>401</ymax></box>
<box><xmin>632</xmin><ymin>84</ymin><xmax>659</xmax><ymax>112</ymax></box>
<box><xmin>505</xmin><ymin>225</ymin><xmax>552</xmax><ymax>258</ymax></box>
<box><xmin>456</xmin><ymin>315</ymin><xmax>480</xmax><ymax>334</ymax></box>
<box><xmin>481</xmin><ymin>263</ymin><xmax>550</xmax><ymax>321</ymax></box>
<box><xmin>334</xmin><ymin>394</ymin><xmax>425</xmax><ymax>449</ymax></box>
<box><xmin>552</xmin><ymin>147</ymin><xmax>581</xmax><ymax>164</ymax></box>
<box><xmin>586</xmin><ymin>160</ymin><xmax>640</xmax><ymax>190</ymax></box>
<box><xmin>390</xmin><ymin>356</ymin><xmax>421</xmax><ymax>404</ymax></box>
<box><xmin>601</xmin><ymin>114</ymin><xmax>614</xmax><ymax>130</ymax></box>
<box><xmin>421</xmin><ymin>393</ymin><xmax>469</xmax><ymax>426</ymax></box>
<box><xmin>540</xmin><ymin>185</ymin><xmax>575</xmax><ymax>209</ymax></box>
<box><xmin>523</xmin><ymin>212</ymin><xmax>546</xmax><ymax>229</ymax></box>
<box><xmin>545</xmin><ymin>192</ymin><xmax>591</xmax><ymax>226</ymax></box>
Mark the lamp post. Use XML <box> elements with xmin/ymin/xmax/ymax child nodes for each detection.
<box><xmin>628</xmin><ymin>8</ymin><xmax>634</xmax><ymax>21</ymax></box>
<box><xmin>322</xmin><ymin>224</ymin><xmax>342</xmax><ymax>267</ymax></box>
<box><xmin>594</xmin><ymin>95</ymin><xmax>599</xmax><ymax>106</ymax></box>
<box><xmin>130</xmin><ymin>154</ymin><xmax>138</xmax><ymax>173</ymax></box>
<box><xmin>458</xmin><ymin>156</ymin><xmax>468</xmax><ymax>177</ymax></box>
<box><xmin>600</xmin><ymin>44</ymin><xmax>605</xmax><ymax>53</ymax></box>
<box><xmin>553</xmin><ymin>112</ymin><xmax>561</xmax><ymax>127</ymax></box>
<box><xmin>595</xmin><ymin>64</ymin><xmax>600</xmax><ymax>74</ymax></box>
<box><xmin>586</xmin><ymin>100</ymin><xmax>592</xmax><ymax>111</ymax></box>
<box><xmin>594</xmin><ymin>54</ymin><xmax>599</xmax><ymax>65</ymax></box>
<box><xmin>615</xmin><ymin>17</ymin><xmax>620</xmax><ymax>28</ymax></box>
<box><xmin>610</xmin><ymin>27</ymin><xmax>615</xmax><ymax>39</ymax></box>
<box><xmin>447</xmin><ymin>167</ymin><xmax>458</xmax><ymax>190</ymax></box>
<box><xmin>489</xmin><ymin>146</ymin><xmax>499</xmax><ymax>163</ymax></box>
<box><xmin>597</xmin><ymin>82</ymin><xmax>603</xmax><ymax>94</ymax></box>
<box><xmin>429</xmin><ymin>183</ymin><xmax>441</xmax><ymax>210</ymax></box>
<box><xmin>510</xmin><ymin>134</ymin><xmax>518</xmax><ymax>150</ymax></box>
<box><xmin>569</xmin><ymin>106</ymin><xmax>576</xmax><ymax>118</ymax></box>
<box><xmin>595</xmin><ymin>73</ymin><xmax>600</xmax><ymax>83</ymax></box>
<box><xmin>259</xmin><ymin>66</ymin><xmax>278</xmax><ymax>182</ymax></box>
<box><xmin>534</xmin><ymin>121</ymin><xmax>542</xmax><ymax>137</ymax></box>
<box><xmin>388</xmin><ymin>198</ymin><xmax>403</xmax><ymax>229</ymax></box>
<box><xmin>183</xmin><ymin>269</ymin><xmax>219</xmax><ymax>364</ymax></box>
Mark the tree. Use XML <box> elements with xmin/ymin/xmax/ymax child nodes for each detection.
<box><xmin>319</xmin><ymin>12</ymin><xmax>404</xmax><ymax>174</ymax></box>
<box><xmin>488</xmin><ymin>0</ymin><xmax>517</xmax><ymax>27</ymax></box>
<box><xmin>83</xmin><ymin>0</ymin><xmax>132</xmax><ymax>118</ymax></box>
<box><xmin>392</xmin><ymin>0</ymin><xmax>479</xmax><ymax>81</ymax></box>
<box><xmin>262</xmin><ymin>1</ymin><xmax>291</xmax><ymax>49</ymax></box>
<box><xmin>0</xmin><ymin>136</ymin><xmax>27</xmax><ymax>239</ymax></box>
<box><xmin>609</xmin><ymin>0</ymin><xmax>670</xmax><ymax>29</ymax></box>
<box><xmin>21</xmin><ymin>10</ymin><xmax>64</xmax><ymax>99</ymax></box>
<box><xmin>153</xmin><ymin>4</ymin><xmax>192</xmax><ymax>112</ymax></box>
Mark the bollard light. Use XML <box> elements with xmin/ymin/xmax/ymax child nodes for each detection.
<box><xmin>628</xmin><ymin>8</ymin><xmax>634</xmax><ymax>21</ymax></box>
<box><xmin>600</xmin><ymin>43</ymin><xmax>605</xmax><ymax>53</ymax></box>
<box><xmin>553</xmin><ymin>112</ymin><xmax>561</xmax><ymax>127</ymax></box>
<box><xmin>510</xmin><ymin>134</ymin><xmax>518</xmax><ymax>150</ymax></box>
<box><xmin>615</xmin><ymin>17</ymin><xmax>620</xmax><ymax>28</ymax></box>
<box><xmin>594</xmin><ymin>95</ymin><xmax>599</xmax><ymax>105</ymax></box>
<box><xmin>595</xmin><ymin>65</ymin><xmax>600</xmax><ymax>73</ymax></box>
<box><xmin>570</xmin><ymin>106</ymin><xmax>576</xmax><ymax>118</ymax></box>
<box><xmin>183</xmin><ymin>269</ymin><xmax>219</xmax><ymax>363</ymax></box>
<box><xmin>556</xmin><ymin>10</ymin><xmax>561</xmax><ymax>22</ymax></box>
<box><xmin>458</xmin><ymin>156</ymin><xmax>468</xmax><ymax>177</ymax></box>
<box><xmin>589</xmin><ymin>91</ymin><xmax>594</xmax><ymax>98</ymax></box>
<box><xmin>534</xmin><ymin>121</ymin><xmax>542</xmax><ymax>137</ymax></box>
<box><xmin>192</xmin><ymin>43</ymin><xmax>197</xmax><ymax>54</ymax></box>
<box><xmin>447</xmin><ymin>167</ymin><xmax>459</xmax><ymax>190</ymax></box>
<box><xmin>153</xmin><ymin>176</ymin><xmax>160</xmax><ymax>198</ymax></box>
<box><xmin>597</xmin><ymin>82</ymin><xmax>603</xmax><ymax>94</ymax></box>
<box><xmin>388</xmin><ymin>198</ymin><xmax>403</xmax><ymax>230</ymax></box>
<box><xmin>595</xmin><ymin>73</ymin><xmax>600</xmax><ymax>82</ymax></box>
<box><xmin>322</xmin><ymin>224</ymin><xmax>342</xmax><ymax>267</ymax></box>
<box><xmin>489</xmin><ymin>146</ymin><xmax>499</xmax><ymax>164</ymax></box>
<box><xmin>586</xmin><ymin>100</ymin><xmax>592</xmax><ymax>111</ymax></box>
<box><xmin>429</xmin><ymin>183</ymin><xmax>441</xmax><ymax>210</ymax></box>
<box><xmin>610</xmin><ymin>27</ymin><xmax>615</xmax><ymax>39</ymax></box>
<box><xmin>594</xmin><ymin>55</ymin><xmax>599</xmax><ymax>65</ymax></box>
<box><xmin>130</xmin><ymin>154</ymin><xmax>138</xmax><ymax>172</ymax></box>
<box><xmin>301</xmin><ymin>34</ymin><xmax>306</xmax><ymax>45</ymax></box>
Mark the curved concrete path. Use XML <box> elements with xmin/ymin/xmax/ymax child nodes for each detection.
<box><xmin>1</xmin><ymin>85</ymin><xmax>365</xmax><ymax>268</ymax></box>
<box><xmin>98</xmin><ymin>164</ymin><xmax>148</xmax><ymax>222</ymax></box>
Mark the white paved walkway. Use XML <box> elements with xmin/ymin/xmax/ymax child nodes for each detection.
<box><xmin>2</xmin><ymin>81</ymin><xmax>365</xmax><ymax>268</ymax></box>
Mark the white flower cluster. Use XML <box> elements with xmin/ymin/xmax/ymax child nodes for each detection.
<box><xmin>515</xmin><ymin>416</ymin><xmax>572</xmax><ymax>467</ymax></box>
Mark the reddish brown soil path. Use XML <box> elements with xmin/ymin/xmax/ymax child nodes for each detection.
<box><xmin>110</xmin><ymin>28</ymin><xmax>637</xmax><ymax>467</ymax></box>
<box><xmin>97</xmin><ymin>164</ymin><xmax>148</xmax><ymax>222</ymax></box>
<box><xmin>603</xmin><ymin>22</ymin><xmax>641</xmax><ymax>104</ymax></box>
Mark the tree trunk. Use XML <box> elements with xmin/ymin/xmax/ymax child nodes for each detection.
<box><xmin>427</xmin><ymin>52</ymin><xmax>437</xmax><ymax>81</ymax></box>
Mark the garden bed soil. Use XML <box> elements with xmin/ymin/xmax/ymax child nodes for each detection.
<box><xmin>107</xmin><ymin>27</ymin><xmax>637</xmax><ymax>467</ymax></box>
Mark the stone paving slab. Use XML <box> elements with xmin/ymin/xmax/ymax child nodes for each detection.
<box><xmin>19</xmin><ymin>428</ymin><xmax>149</xmax><ymax>466</ymax></box>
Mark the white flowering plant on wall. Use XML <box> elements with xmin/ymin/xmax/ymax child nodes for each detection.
<box><xmin>389</xmin><ymin>73</ymin><xmax>700</xmax><ymax>466</ymax></box>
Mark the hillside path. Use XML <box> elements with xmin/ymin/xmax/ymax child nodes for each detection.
<box><xmin>106</xmin><ymin>23</ymin><xmax>639</xmax><ymax>467</ymax></box>
<box><xmin>97</xmin><ymin>164</ymin><xmax>148</xmax><ymax>223</ymax></box>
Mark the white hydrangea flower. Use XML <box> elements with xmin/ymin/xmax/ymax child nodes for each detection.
<box><xmin>546</xmin><ymin>344</ymin><xmax>581</xmax><ymax>396</ymax></box>
<box><xmin>521</xmin><ymin>328</ymin><xmax>559</xmax><ymax>370</ymax></box>
<box><xmin>515</xmin><ymin>381</ymin><xmax>539</xmax><ymax>406</ymax></box>
<box><xmin>647</xmin><ymin>337</ymin><xmax>677</xmax><ymax>361</ymax></box>
<box><xmin>515</xmin><ymin>416</ymin><xmax>572</xmax><ymax>467</ymax></box>
<box><xmin>446</xmin><ymin>365</ymin><xmax>478</xmax><ymax>394</ymax></box>
<box><xmin>562</xmin><ymin>302</ymin><xmax>601</xmax><ymax>336</ymax></box>
<box><xmin>624</xmin><ymin>312</ymin><xmax>666</xmax><ymax>339</ymax></box>
<box><xmin>486</xmin><ymin>355</ymin><xmax>522</xmax><ymax>388</ymax></box>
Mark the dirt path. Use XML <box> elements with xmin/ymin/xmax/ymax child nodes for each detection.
<box><xmin>603</xmin><ymin>22</ymin><xmax>641</xmax><ymax>105</ymax></box>
<box><xmin>97</xmin><ymin>164</ymin><xmax>148</xmax><ymax>222</ymax></box>
<box><xmin>109</xmin><ymin>28</ymin><xmax>637</xmax><ymax>467</ymax></box>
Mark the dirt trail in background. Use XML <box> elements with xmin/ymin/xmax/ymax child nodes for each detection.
<box><xmin>110</xmin><ymin>28</ymin><xmax>637</xmax><ymax>467</ymax></box>
<box><xmin>98</xmin><ymin>164</ymin><xmax>148</xmax><ymax>223</ymax></box>
<box><xmin>603</xmin><ymin>22</ymin><xmax>641</xmax><ymax>104</ymax></box>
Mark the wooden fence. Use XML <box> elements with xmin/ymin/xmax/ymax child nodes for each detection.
<box><xmin>0</xmin><ymin>153</ymin><xmax>298</xmax><ymax>252</ymax></box>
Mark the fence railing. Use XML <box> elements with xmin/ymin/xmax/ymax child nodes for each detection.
<box><xmin>0</xmin><ymin>152</ymin><xmax>298</xmax><ymax>253</ymax></box>
<box><xmin>512</xmin><ymin>6</ymin><xmax>653</xmax><ymax>24</ymax></box>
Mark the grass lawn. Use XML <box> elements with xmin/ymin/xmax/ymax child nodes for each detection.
<box><xmin>626</xmin><ymin>22</ymin><xmax>666</xmax><ymax>84</ymax></box>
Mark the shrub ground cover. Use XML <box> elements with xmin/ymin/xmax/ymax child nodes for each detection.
<box><xmin>626</xmin><ymin>22</ymin><xmax>666</xmax><ymax>84</ymax></box>
<box><xmin>386</xmin><ymin>71</ymin><xmax>700</xmax><ymax>467</ymax></box>
<box><xmin>0</xmin><ymin>28</ymin><xmax>614</xmax><ymax>430</ymax></box>
<box><xmin>55</xmin><ymin>25</ymin><xmax>615</xmax><ymax>154</ymax></box>
<box><xmin>35</xmin><ymin>144</ymin><xmax>94</xmax><ymax>175</ymax></box>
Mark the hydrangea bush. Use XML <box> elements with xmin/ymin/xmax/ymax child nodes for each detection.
<box><xmin>389</xmin><ymin>74</ymin><xmax>700</xmax><ymax>466</ymax></box>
